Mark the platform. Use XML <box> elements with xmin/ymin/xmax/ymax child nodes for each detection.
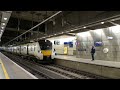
<box><xmin>55</xmin><ymin>55</ymin><xmax>120</xmax><ymax>79</ymax></box>
<box><xmin>0</xmin><ymin>52</ymin><xmax>38</xmax><ymax>79</ymax></box>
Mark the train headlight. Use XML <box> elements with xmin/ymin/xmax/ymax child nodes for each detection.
<box><xmin>38</xmin><ymin>50</ymin><xmax>41</xmax><ymax>53</ymax></box>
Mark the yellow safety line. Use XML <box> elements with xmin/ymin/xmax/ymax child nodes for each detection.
<box><xmin>0</xmin><ymin>59</ymin><xmax>10</xmax><ymax>79</ymax></box>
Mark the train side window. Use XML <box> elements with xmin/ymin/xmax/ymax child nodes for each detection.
<box><xmin>34</xmin><ymin>47</ymin><xmax>35</xmax><ymax>51</ymax></box>
<box><xmin>31</xmin><ymin>47</ymin><xmax>33</xmax><ymax>51</ymax></box>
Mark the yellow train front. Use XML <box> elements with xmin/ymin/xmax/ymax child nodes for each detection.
<box><xmin>38</xmin><ymin>40</ymin><xmax>55</xmax><ymax>63</ymax></box>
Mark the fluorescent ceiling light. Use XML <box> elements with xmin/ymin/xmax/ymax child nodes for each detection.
<box><xmin>111</xmin><ymin>19</ymin><xmax>115</xmax><ymax>21</ymax></box>
<box><xmin>1</xmin><ymin>27</ymin><xmax>4</xmax><ymax>29</ymax></box>
<box><xmin>2</xmin><ymin>23</ymin><xmax>5</xmax><ymax>25</ymax></box>
<box><xmin>61</xmin><ymin>32</ymin><xmax>64</xmax><ymax>34</ymax></box>
<box><xmin>4</xmin><ymin>18</ymin><xmax>7</xmax><ymax>20</ymax></box>
<box><xmin>6</xmin><ymin>11</ymin><xmax>12</xmax><ymax>13</ymax></box>
<box><xmin>101</xmin><ymin>22</ymin><xmax>104</xmax><ymax>24</ymax></box>
<box><xmin>71</xmin><ymin>30</ymin><xmax>73</xmax><ymax>31</ymax></box>
<box><xmin>1</xmin><ymin>30</ymin><xmax>3</xmax><ymax>32</ymax></box>
<box><xmin>83</xmin><ymin>26</ymin><xmax>86</xmax><ymax>28</ymax></box>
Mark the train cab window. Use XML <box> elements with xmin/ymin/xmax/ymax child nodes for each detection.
<box><xmin>38</xmin><ymin>50</ymin><xmax>41</xmax><ymax>53</ymax></box>
<box><xmin>39</xmin><ymin>41</ymin><xmax>52</xmax><ymax>50</ymax></box>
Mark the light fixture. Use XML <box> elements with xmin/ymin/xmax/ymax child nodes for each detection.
<box><xmin>54</xmin><ymin>34</ymin><xmax>56</xmax><ymax>35</ymax></box>
<box><xmin>1</xmin><ymin>27</ymin><xmax>4</xmax><ymax>29</ymax></box>
<box><xmin>101</xmin><ymin>22</ymin><xmax>104</xmax><ymax>24</ymax></box>
<box><xmin>4</xmin><ymin>18</ymin><xmax>7</xmax><ymax>20</ymax></box>
<box><xmin>83</xmin><ymin>26</ymin><xmax>86</xmax><ymax>28</ymax></box>
<box><xmin>2</xmin><ymin>23</ymin><xmax>5</xmax><ymax>25</ymax></box>
<box><xmin>61</xmin><ymin>32</ymin><xmax>64</xmax><ymax>34</ymax></box>
<box><xmin>71</xmin><ymin>30</ymin><xmax>73</xmax><ymax>31</ymax></box>
<box><xmin>1</xmin><ymin>30</ymin><xmax>3</xmax><ymax>32</ymax></box>
<box><xmin>111</xmin><ymin>19</ymin><xmax>115</xmax><ymax>21</ymax></box>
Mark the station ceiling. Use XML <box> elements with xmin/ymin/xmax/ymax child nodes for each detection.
<box><xmin>1</xmin><ymin>11</ymin><xmax>120</xmax><ymax>46</ymax></box>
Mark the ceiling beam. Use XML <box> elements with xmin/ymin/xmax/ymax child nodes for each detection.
<box><xmin>108</xmin><ymin>21</ymin><xmax>119</xmax><ymax>26</ymax></box>
<box><xmin>3</xmin><ymin>11</ymin><xmax>62</xmax><ymax>45</ymax></box>
<box><xmin>6</xmin><ymin>27</ymin><xmax>45</xmax><ymax>35</ymax></box>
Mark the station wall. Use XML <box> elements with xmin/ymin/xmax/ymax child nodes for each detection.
<box><xmin>47</xmin><ymin>35</ymin><xmax>76</xmax><ymax>55</ymax></box>
<box><xmin>76</xmin><ymin>25</ymin><xmax>120</xmax><ymax>62</ymax></box>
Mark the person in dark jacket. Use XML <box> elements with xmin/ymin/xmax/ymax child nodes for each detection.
<box><xmin>91</xmin><ymin>46</ymin><xmax>95</xmax><ymax>61</ymax></box>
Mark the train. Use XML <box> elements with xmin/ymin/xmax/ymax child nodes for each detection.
<box><xmin>2</xmin><ymin>40</ymin><xmax>56</xmax><ymax>63</ymax></box>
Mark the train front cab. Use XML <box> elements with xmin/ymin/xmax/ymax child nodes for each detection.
<box><xmin>38</xmin><ymin>40</ymin><xmax>55</xmax><ymax>63</ymax></box>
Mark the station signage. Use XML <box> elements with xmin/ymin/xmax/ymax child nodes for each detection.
<box><xmin>94</xmin><ymin>41</ymin><xmax>103</xmax><ymax>47</ymax></box>
<box><xmin>64</xmin><ymin>42</ymin><xmax>73</xmax><ymax>47</ymax></box>
<box><xmin>107</xmin><ymin>36</ymin><xmax>113</xmax><ymax>40</ymax></box>
<box><xmin>54</xmin><ymin>40</ymin><xmax>60</xmax><ymax>45</ymax></box>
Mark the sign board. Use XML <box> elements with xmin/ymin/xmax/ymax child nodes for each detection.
<box><xmin>107</xmin><ymin>36</ymin><xmax>113</xmax><ymax>40</ymax></box>
<box><xmin>94</xmin><ymin>41</ymin><xmax>103</xmax><ymax>47</ymax></box>
<box><xmin>54</xmin><ymin>40</ymin><xmax>60</xmax><ymax>45</ymax></box>
<box><xmin>103</xmin><ymin>48</ymin><xmax>109</xmax><ymax>53</ymax></box>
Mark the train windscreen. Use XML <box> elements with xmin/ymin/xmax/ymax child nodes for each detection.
<box><xmin>38</xmin><ymin>40</ymin><xmax>52</xmax><ymax>50</ymax></box>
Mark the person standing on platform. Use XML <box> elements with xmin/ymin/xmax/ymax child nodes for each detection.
<box><xmin>91</xmin><ymin>46</ymin><xmax>95</xmax><ymax>61</ymax></box>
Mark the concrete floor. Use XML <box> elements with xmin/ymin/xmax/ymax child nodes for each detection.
<box><xmin>0</xmin><ymin>52</ymin><xmax>38</xmax><ymax>79</ymax></box>
<box><xmin>55</xmin><ymin>55</ymin><xmax>120</xmax><ymax>68</ymax></box>
<box><xmin>55</xmin><ymin>55</ymin><xmax>120</xmax><ymax>78</ymax></box>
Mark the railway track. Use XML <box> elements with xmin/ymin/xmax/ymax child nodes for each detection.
<box><xmin>2</xmin><ymin>51</ymin><xmax>108</xmax><ymax>79</ymax></box>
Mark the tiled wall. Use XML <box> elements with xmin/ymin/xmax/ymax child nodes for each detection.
<box><xmin>76</xmin><ymin>25</ymin><xmax>120</xmax><ymax>62</ymax></box>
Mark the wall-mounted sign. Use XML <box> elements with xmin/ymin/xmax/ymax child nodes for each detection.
<box><xmin>94</xmin><ymin>41</ymin><xmax>103</xmax><ymax>47</ymax></box>
<box><xmin>103</xmin><ymin>48</ymin><xmax>109</xmax><ymax>53</ymax></box>
<box><xmin>107</xmin><ymin>36</ymin><xmax>113</xmax><ymax>40</ymax></box>
<box><xmin>54</xmin><ymin>40</ymin><xmax>60</xmax><ymax>45</ymax></box>
<box><xmin>75</xmin><ymin>41</ymin><xmax>80</xmax><ymax>46</ymax></box>
<box><xmin>69</xmin><ymin>42</ymin><xmax>73</xmax><ymax>47</ymax></box>
<box><xmin>64</xmin><ymin>42</ymin><xmax>73</xmax><ymax>47</ymax></box>
<box><xmin>64</xmin><ymin>42</ymin><xmax>69</xmax><ymax>45</ymax></box>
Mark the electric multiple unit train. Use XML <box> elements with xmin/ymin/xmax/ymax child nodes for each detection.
<box><xmin>3</xmin><ymin>40</ymin><xmax>56</xmax><ymax>63</ymax></box>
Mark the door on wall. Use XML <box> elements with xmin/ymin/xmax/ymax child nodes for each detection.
<box><xmin>64</xmin><ymin>46</ymin><xmax>68</xmax><ymax>55</ymax></box>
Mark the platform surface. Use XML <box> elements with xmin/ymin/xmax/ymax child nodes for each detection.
<box><xmin>0</xmin><ymin>59</ymin><xmax>6</xmax><ymax>79</ymax></box>
<box><xmin>55</xmin><ymin>55</ymin><xmax>120</xmax><ymax>68</ymax></box>
<box><xmin>0</xmin><ymin>52</ymin><xmax>38</xmax><ymax>79</ymax></box>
